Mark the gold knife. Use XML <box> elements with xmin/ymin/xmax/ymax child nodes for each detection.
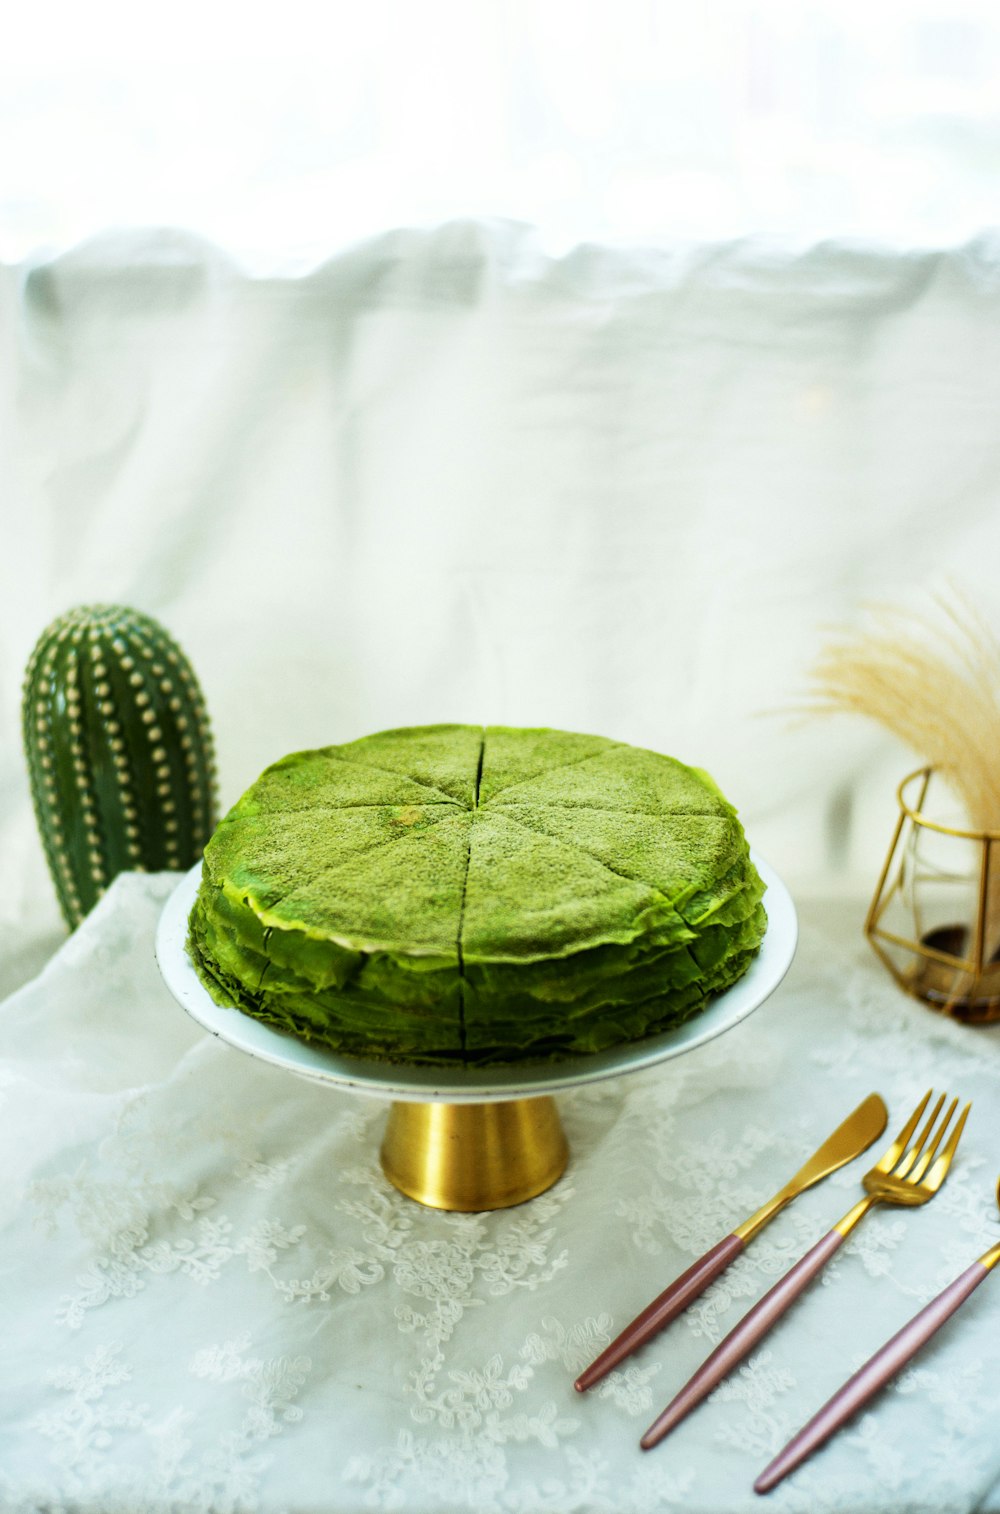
<box><xmin>574</xmin><ymin>1092</ymin><xmax>888</xmax><ymax>1392</ymax></box>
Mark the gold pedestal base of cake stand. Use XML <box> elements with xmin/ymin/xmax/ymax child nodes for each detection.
<box><xmin>380</xmin><ymin>1096</ymin><xmax>569</xmax><ymax>1211</ymax></box>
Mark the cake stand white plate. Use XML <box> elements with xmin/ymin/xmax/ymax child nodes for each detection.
<box><xmin>156</xmin><ymin>852</ymin><xmax>796</xmax><ymax>1102</ymax></box>
<box><xmin>158</xmin><ymin>854</ymin><xmax>796</xmax><ymax>1209</ymax></box>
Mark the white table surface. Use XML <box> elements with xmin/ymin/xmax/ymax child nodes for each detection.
<box><xmin>2</xmin><ymin>871</ymin><xmax>999</xmax><ymax>1514</ymax></box>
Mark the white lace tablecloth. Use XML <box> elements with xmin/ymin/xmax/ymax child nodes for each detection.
<box><xmin>3</xmin><ymin>872</ymin><xmax>1000</xmax><ymax>1514</ymax></box>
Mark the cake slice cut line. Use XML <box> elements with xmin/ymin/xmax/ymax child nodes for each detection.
<box><xmin>483</xmin><ymin>758</ymin><xmax>731</xmax><ymax>814</ymax></box>
<box><xmin>308</xmin><ymin>749</ymin><xmax>467</xmax><ymax>807</ymax></box>
<box><xmin>471</xmin><ymin>808</ymin><xmax>716</xmax><ymax>986</ymax></box>
<box><xmin>491</xmin><ymin>805</ymin><xmax>755</xmax><ymax>912</ymax></box>
<box><xmin>217</xmin><ymin>808</ymin><xmax>471</xmax><ymax>928</ymax></box>
<box><xmin>485</xmin><ymin>798</ymin><xmax>733</xmax><ymax>819</ymax></box>
<box><xmin>253</xmin><ymin>800</ymin><xmax>467</xmax><ymax>816</ymax></box>
<box><xmin>454</xmin><ymin>733</ymin><xmax>486</xmax><ymax>1058</ymax></box>
<box><xmin>475</xmin><ymin>729</ymin><xmax>621</xmax><ymax>803</ymax></box>
<box><xmin>478</xmin><ymin>740</ymin><xmax>629</xmax><ymax>806</ymax></box>
<box><xmin>483</xmin><ymin>809</ymin><xmax>752</xmax><ymax>931</ymax></box>
<box><xmin>490</xmin><ymin>808</ymin><xmax>690</xmax><ymax>911</ymax></box>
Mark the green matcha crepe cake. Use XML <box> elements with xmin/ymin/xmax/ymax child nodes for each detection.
<box><xmin>187</xmin><ymin>725</ymin><xmax>767</xmax><ymax>1066</ymax></box>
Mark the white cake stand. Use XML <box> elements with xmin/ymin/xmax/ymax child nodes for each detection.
<box><xmin>156</xmin><ymin>854</ymin><xmax>797</xmax><ymax>1210</ymax></box>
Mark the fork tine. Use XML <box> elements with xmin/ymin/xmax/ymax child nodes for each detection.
<box><xmin>909</xmin><ymin>1097</ymin><xmax>958</xmax><ymax>1184</ymax></box>
<box><xmin>874</xmin><ymin>1089</ymin><xmax>932</xmax><ymax>1174</ymax></box>
<box><xmin>895</xmin><ymin>1092</ymin><xmax>946</xmax><ymax>1179</ymax></box>
<box><xmin>923</xmin><ymin>1102</ymin><xmax>972</xmax><ymax>1193</ymax></box>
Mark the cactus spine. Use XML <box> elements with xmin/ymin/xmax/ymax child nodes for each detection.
<box><xmin>22</xmin><ymin>604</ymin><xmax>218</xmax><ymax>928</ymax></box>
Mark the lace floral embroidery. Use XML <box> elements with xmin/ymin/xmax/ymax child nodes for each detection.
<box><xmin>29</xmin><ymin>1338</ymin><xmax>310</xmax><ymax>1511</ymax></box>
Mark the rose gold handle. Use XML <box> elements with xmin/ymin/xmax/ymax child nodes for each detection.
<box><xmin>754</xmin><ymin>1261</ymin><xmax>991</xmax><ymax>1494</ymax></box>
<box><xmin>574</xmin><ymin>1233</ymin><xmax>745</xmax><ymax>1392</ymax></box>
<box><xmin>641</xmin><ymin>1227</ymin><xmax>846</xmax><ymax>1450</ymax></box>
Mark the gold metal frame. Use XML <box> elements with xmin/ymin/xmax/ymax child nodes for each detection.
<box><xmin>865</xmin><ymin>766</ymin><xmax>1000</xmax><ymax>1023</ymax></box>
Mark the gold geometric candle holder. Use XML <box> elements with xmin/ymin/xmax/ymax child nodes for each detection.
<box><xmin>865</xmin><ymin>766</ymin><xmax>1000</xmax><ymax>1023</ymax></box>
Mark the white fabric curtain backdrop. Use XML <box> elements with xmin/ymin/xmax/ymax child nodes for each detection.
<box><xmin>4</xmin><ymin>219</ymin><xmax>1000</xmax><ymax>989</ymax></box>
<box><xmin>6</xmin><ymin>2</ymin><xmax>1000</xmax><ymax>259</ymax></box>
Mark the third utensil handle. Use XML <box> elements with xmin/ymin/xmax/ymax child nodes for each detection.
<box><xmin>754</xmin><ymin>1260</ymin><xmax>991</xmax><ymax>1494</ymax></box>
<box><xmin>641</xmin><ymin>1227</ymin><xmax>846</xmax><ymax>1449</ymax></box>
<box><xmin>574</xmin><ymin>1232</ymin><xmax>746</xmax><ymax>1392</ymax></box>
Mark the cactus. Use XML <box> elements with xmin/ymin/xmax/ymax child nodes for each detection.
<box><xmin>22</xmin><ymin>604</ymin><xmax>218</xmax><ymax>928</ymax></box>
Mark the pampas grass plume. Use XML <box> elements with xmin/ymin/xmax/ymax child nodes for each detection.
<box><xmin>804</xmin><ymin>595</ymin><xmax>1000</xmax><ymax>834</ymax></box>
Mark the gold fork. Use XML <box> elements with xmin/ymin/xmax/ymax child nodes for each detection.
<box><xmin>640</xmin><ymin>1089</ymin><xmax>971</xmax><ymax>1451</ymax></box>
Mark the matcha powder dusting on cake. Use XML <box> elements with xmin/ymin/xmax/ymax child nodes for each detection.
<box><xmin>187</xmin><ymin>725</ymin><xmax>767</xmax><ymax>1065</ymax></box>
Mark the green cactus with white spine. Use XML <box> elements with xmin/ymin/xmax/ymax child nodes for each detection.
<box><xmin>22</xmin><ymin>604</ymin><xmax>218</xmax><ymax>928</ymax></box>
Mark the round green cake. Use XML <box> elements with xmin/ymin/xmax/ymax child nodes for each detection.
<box><xmin>186</xmin><ymin>724</ymin><xmax>767</xmax><ymax>1065</ymax></box>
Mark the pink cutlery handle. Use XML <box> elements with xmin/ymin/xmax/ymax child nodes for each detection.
<box><xmin>641</xmin><ymin>1226</ymin><xmax>846</xmax><ymax>1450</ymax></box>
<box><xmin>754</xmin><ymin>1260</ymin><xmax>991</xmax><ymax>1494</ymax></box>
<box><xmin>574</xmin><ymin>1232</ymin><xmax>746</xmax><ymax>1392</ymax></box>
